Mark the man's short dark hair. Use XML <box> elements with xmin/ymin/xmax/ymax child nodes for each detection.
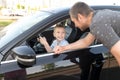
<box><xmin>69</xmin><ymin>2</ymin><xmax>93</xmax><ymax>19</ymax></box>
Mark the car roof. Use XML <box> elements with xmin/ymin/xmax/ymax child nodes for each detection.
<box><xmin>40</xmin><ymin>7</ymin><xmax>69</xmax><ymax>14</ymax></box>
<box><xmin>91</xmin><ymin>5</ymin><xmax>120</xmax><ymax>10</ymax></box>
<box><xmin>41</xmin><ymin>5</ymin><xmax>120</xmax><ymax>14</ymax></box>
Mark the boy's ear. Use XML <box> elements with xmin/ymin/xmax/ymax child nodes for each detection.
<box><xmin>53</xmin><ymin>32</ymin><xmax>55</xmax><ymax>37</ymax></box>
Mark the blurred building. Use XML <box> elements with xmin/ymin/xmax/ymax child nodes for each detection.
<box><xmin>0</xmin><ymin>0</ymin><xmax>118</xmax><ymax>10</ymax></box>
<box><xmin>0</xmin><ymin>0</ymin><xmax>80</xmax><ymax>10</ymax></box>
<box><xmin>0</xmin><ymin>0</ymin><xmax>118</xmax><ymax>16</ymax></box>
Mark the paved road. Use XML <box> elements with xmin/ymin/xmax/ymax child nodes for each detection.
<box><xmin>0</xmin><ymin>15</ymin><xmax>22</xmax><ymax>20</ymax></box>
<box><xmin>0</xmin><ymin>27</ymin><xmax>4</xmax><ymax>30</ymax></box>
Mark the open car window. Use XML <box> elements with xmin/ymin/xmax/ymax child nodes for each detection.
<box><xmin>27</xmin><ymin>19</ymin><xmax>76</xmax><ymax>54</ymax></box>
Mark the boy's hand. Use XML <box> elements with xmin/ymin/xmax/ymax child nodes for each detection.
<box><xmin>37</xmin><ymin>37</ymin><xmax>47</xmax><ymax>45</ymax></box>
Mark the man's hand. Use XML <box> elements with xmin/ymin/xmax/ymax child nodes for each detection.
<box><xmin>53</xmin><ymin>46</ymin><xmax>65</xmax><ymax>54</ymax></box>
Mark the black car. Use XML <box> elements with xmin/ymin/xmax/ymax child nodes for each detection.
<box><xmin>0</xmin><ymin>6</ymin><xmax>120</xmax><ymax>80</ymax></box>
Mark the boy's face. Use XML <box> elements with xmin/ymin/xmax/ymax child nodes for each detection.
<box><xmin>53</xmin><ymin>27</ymin><xmax>66</xmax><ymax>41</ymax></box>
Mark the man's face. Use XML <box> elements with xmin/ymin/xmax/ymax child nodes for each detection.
<box><xmin>71</xmin><ymin>14</ymin><xmax>89</xmax><ymax>31</ymax></box>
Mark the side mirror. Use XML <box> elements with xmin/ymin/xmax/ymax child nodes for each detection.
<box><xmin>12</xmin><ymin>46</ymin><xmax>36</xmax><ymax>67</ymax></box>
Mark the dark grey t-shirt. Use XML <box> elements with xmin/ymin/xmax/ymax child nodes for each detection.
<box><xmin>90</xmin><ymin>9</ymin><xmax>120</xmax><ymax>49</ymax></box>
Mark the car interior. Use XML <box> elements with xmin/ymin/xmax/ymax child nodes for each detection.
<box><xmin>27</xmin><ymin>19</ymin><xmax>83</xmax><ymax>54</ymax></box>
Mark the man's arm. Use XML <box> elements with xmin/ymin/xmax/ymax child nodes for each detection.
<box><xmin>54</xmin><ymin>33</ymin><xmax>95</xmax><ymax>54</ymax></box>
<box><xmin>110</xmin><ymin>40</ymin><xmax>120</xmax><ymax>66</ymax></box>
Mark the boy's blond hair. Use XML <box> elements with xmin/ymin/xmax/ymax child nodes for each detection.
<box><xmin>54</xmin><ymin>24</ymin><xmax>65</xmax><ymax>32</ymax></box>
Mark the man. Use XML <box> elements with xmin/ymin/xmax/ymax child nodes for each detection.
<box><xmin>53</xmin><ymin>2</ymin><xmax>120</xmax><ymax>66</ymax></box>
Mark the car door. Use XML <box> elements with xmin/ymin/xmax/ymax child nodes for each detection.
<box><xmin>25</xmin><ymin>17</ymin><xmax>82</xmax><ymax>80</ymax></box>
<box><xmin>0</xmin><ymin>9</ymin><xmax>82</xmax><ymax>80</ymax></box>
<box><xmin>10</xmin><ymin>17</ymin><xmax>105</xmax><ymax>80</ymax></box>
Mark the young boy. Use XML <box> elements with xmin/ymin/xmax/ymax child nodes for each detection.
<box><xmin>38</xmin><ymin>24</ymin><xmax>69</xmax><ymax>52</ymax></box>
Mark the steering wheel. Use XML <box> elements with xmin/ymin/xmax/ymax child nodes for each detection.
<box><xmin>33</xmin><ymin>34</ymin><xmax>46</xmax><ymax>54</ymax></box>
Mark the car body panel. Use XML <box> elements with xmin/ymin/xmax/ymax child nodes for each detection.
<box><xmin>0</xmin><ymin>44</ymin><xmax>108</xmax><ymax>74</ymax></box>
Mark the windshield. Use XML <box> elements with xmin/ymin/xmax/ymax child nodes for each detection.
<box><xmin>0</xmin><ymin>11</ymin><xmax>52</xmax><ymax>48</ymax></box>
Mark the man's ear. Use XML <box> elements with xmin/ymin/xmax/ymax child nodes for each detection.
<box><xmin>78</xmin><ymin>14</ymin><xmax>82</xmax><ymax>21</ymax></box>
